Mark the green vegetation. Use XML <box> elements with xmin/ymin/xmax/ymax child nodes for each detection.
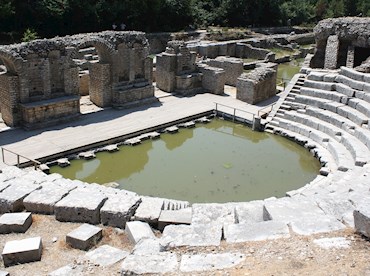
<box><xmin>0</xmin><ymin>0</ymin><xmax>369</xmax><ymax>40</ymax></box>
<box><xmin>21</xmin><ymin>28</ymin><xmax>39</xmax><ymax>42</ymax></box>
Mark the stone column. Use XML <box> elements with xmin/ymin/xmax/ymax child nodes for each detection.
<box><xmin>89</xmin><ymin>63</ymin><xmax>112</xmax><ymax>107</ymax></box>
<box><xmin>324</xmin><ymin>35</ymin><xmax>340</xmax><ymax>69</ymax></box>
<box><xmin>346</xmin><ymin>45</ymin><xmax>355</xmax><ymax>68</ymax></box>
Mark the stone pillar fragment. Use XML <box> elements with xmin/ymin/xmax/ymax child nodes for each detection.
<box><xmin>89</xmin><ymin>63</ymin><xmax>112</xmax><ymax>107</ymax></box>
<box><xmin>346</xmin><ymin>45</ymin><xmax>355</xmax><ymax>68</ymax></box>
<box><xmin>324</xmin><ymin>35</ymin><xmax>340</xmax><ymax>69</ymax></box>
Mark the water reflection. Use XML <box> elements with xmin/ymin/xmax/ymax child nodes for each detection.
<box><xmin>162</xmin><ymin>128</ymin><xmax>194</xmax><ymax>150</ymax></box>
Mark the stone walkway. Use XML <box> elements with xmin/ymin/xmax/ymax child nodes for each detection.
<box><xmin>0</xmin><ymin>87</ymin><xmax>279</xmax><ymax>167</ymax></box>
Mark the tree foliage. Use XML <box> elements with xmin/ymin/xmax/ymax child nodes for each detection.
<box><xmin>0</xmin><ymin>0</ymin><xmax>368</xmax><ymax>39</ymax></box>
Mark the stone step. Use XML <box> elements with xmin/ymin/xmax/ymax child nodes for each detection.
<box><xmin>124</xmin><ymin>137</ymin><xmax>141</xmax><ymax>146</ymax></box>
<box><xmin>304</xmin><ymin>79</ymin><xmax>335</xmax><ymax>91</ymax></box>
<box><xmin>85</xmin><ymin>245</ymin><xmax>129</xmax><ymax>267</ymax></box>
<box><xmin>307</xmin><ymin>71</ymin><xmax>328</xmax><ymax>81</ymax></box>
<box><xmin>348</xmin><ymin>98</ymin><xmax>370</xmax><ymax>118</ymax></box>
<box><xmin>300</xmin><ymin>87</ymin><xmax>347</xmax><ymax>103</ymax></box>
<box><xmin>276</xmin><ymin>117</ymin><xmax>354</xmax><ymax>171</ymax></box>
<box><xmin>285</xmin><ymin>110</ymin><xmax>370</xmax><ymax>166</ymax></box>
<box><xmin>336</xmin><ymin>74</ymin><xmax>365</xmax><ymax>91</ymax></box>
<box><xmin>164</xmin><ymin>126</ymin><xmax>179</xmax><ymax>134</ymax></box>
<box><xmin>133</xmin><ymin>196</ymin><xmax>164</xmax><ymax>226</ymax></box>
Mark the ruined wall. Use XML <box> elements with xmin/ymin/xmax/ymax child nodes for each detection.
<box><xmin>311</xmin><ymin>17</ymin><xmax>370</xmax><ymax>69</ymax></box>
<box><xmin>203</xmin><ymin>57</ymin><xmax>243</xmax><ymax>86</ymax></box>
<box><xmin>0</xmin><ymin>74</ymin><xmax>19</xmax><ymax>126</ymax></box>
<box><xmin>236</xmin><ymin>66</ymin><xmax>276</xmax><ymax>104</ymax></box>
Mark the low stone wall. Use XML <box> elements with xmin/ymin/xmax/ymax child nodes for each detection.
<box><xmin>202</xmin><ymin>57</ymin><xmax>243</xmax><ymax>86</ymax></box>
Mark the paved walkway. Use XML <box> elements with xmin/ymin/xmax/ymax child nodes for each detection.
<box><xmin>0</xmin><ymin>87</ymin><xmax>280</xmax><ymax>167</ymax></box>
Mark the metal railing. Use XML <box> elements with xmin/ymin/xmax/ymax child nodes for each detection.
<box><xmin>276</xmin><ymin>77</ymin><xmax>290</xmax><ymax>91</ymax></box>
<box><xmin>214</xmin><ymin>102</ymin><xmax>255</xmax><ymax>122</ymax></box>
<box><xmin>1</xmin><ymin>147</ymin><xmax>41</xmax><ymax>170</ymax></box>
<box><xmin>257</xmin><ymin>103</ymin><xmax>276</xmax><ymax>118</ymax></box>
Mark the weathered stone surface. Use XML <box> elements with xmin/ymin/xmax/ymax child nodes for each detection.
<box><xmin>158</xmin><ymin>207</ymin><xmax>192</xmax><ymax>231</ymax></box>
<box><xmin>180</xmin><ymin>253</ymin><xmax>245</xmax><ymax>272</ymax></box>
<box><xmin>66</xmin><ymin>223</ymin><xmax>102</xmax><ymax>251</ymax></box>
<box><xmin>264</xmin><ymin>197</ymin><xmax>346</xmax><ymax>235</ymax></box>
<box><xmin>234</xmin><ymin>201</ymin><xmax>265</xmax><ymax>224</ymax></box>
<box><xmin>100</xmin><ymin>193</ymin><xmax>141</xmax><ymax>229</ymax></box>
<box><xmin>54</xmin><ymin>188</ymin><xmax>107</xmax><ymax>224</ymax></box>
<box><xmin>121</xmin><ymin>253</ymin><xmax>179</xmax><ymax>275</ymax></box>
<box><xmin>125</xmin><ymin>221</ymin><xmax>155</xmax><ymax>244</ymax></box>
<box><xmin>0</xmin><ymin>271</ymin><xmax>9</xmax><ymax>276</ymax></box>
<box><xmin>2</xmin><ymin>237</ymin><xmax>42</xmax><ymax>267</ymax></box>
<box><xmin>0</xmin><ymin>180</ymin><xmax>40</xmax><ymax>213</ymax></box>
<box><xmin>191</xmin><ymin>203</ymin><xmax>236</xmax><ymax>227</ymax></box>
<box><xmin>354</xmin><ymin>201</ymin><xmax>370</xmax><ymax>238</ymax></box>
<box><xmin>224</xmin><ymin>221</ymin><xmax>290</xmax><ymax>243</ymax></box>
<box><xmin>132</xmin><ymin>238</ymin><xmax>164</xmax><ymax>255</ymax></box>
<box><xmin>23</xmin><ymin>181</ymin><xmax>76</xmax><ymax>214</ymax></box>
<box><xmin>133</xmin><ymin>196</ymin><xmax>164</xmax><ymax>225</ymax></box>
<box><xmin>161</xmin><ymin>223</ymin><xmax>222</xmax><ymax>247</ymax></box>
<box><xmin>0</xmin><ymin>212</ymin><xmax>32</xmax><ymax>234</ymax></box>
<box><xmin>85</xmin><ymin>245</ymin><xmax>128</xmax><ymax>266</ymax></box>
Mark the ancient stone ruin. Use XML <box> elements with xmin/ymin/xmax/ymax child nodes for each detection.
<box><xmin>0</xmin><ymin>31</ymin><xmax>154</xmax><ymax>129</ymax></box>
<box><xmin>236</xmin><ymin>63</ymin><xmax>277</xmax><ymax>104</ymax></box>
<box><xmin>310</xmin><ymin>17</ymin><xmax>370</xmax><ymax>70</ymax></box>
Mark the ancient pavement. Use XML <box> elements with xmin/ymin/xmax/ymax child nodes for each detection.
<box><xmin>0</xmin><ymin>87</ymin><xmax>279</xmax><ymax>167</ymax></box>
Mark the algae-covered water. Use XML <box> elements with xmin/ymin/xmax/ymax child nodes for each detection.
<box><xmin>50</xmin><ymin>119</ymin><xmax>320</xmax><ymax>203</ymax></box>
<box><xmin>277</xmin><ymin>59</ymin><xmax>304</xmax><ymax>85</ymax></box>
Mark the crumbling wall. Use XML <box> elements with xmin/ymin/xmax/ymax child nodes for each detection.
<box><xmin>236</xmin><ymin>66</ymin><xmax>276</xmax><ymax>104</ymax></box>
<box><xmin>202</xmin><ymin>57</ymin><xmax>243</xmax><ymax>86</ymax></box>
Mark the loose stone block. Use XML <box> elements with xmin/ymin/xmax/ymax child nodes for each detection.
<box><xmin>133</xmin><ymin>196</ymin><xmax>164</xmax><ymax>225</ymax></box>
<box><xmin>66</xmin><ymin>223</ymin><xmax>102</xmax><ymax>251</ymax></box>
<box><xmin>100</xmin><ymin>193</ymin><xmax>141</xmax><ymax>228</ymax></box>
<box><xmin>224</xmin><ymin>220</ymin><xmax>290</xmax><ymax>243</ymax></box>
<box><xmin>132</xmin><ymin>238</ymin><xmax>164</xmax><ymax>255</ymax></box>
<box><xmin>354</xmin><ymin>202</ymin><xmax>370</xmax><ymax>238</ymax></box>
<box><xmin>164</xmin><ymin>126</ymin><xmax>178</xmax><ymax>134</ymax></box>
<box><xmin>161</xmin><ymin>223</ymin><xmax>222</xmax><ymax>247</ymax></box>
<box><xmin>23</xmin><ymin>182</ymin><xmax>76</xmax><ymax>214</ymax></box>
<box><xmin>125</xmin><ymin>221</ymin><xmax>155</xmax><ymax>244</ymax></box>
<box><xmin>54</xmin><ymin>188</ymin><xmax>107</xmax><ymax>224</ymax></box>
<box><xmin>158</xmin><ymin>207</ymin><xmax>192</xmax><ymax>231</ymax></box>
<box><xmin>0</xmin><ymin>212</ymin><xmax>32</xmax><ymax>234</ymax></box>
<box><xmin>234</xmin><ymin>201</ymin><xmax>265</xmax><ymax>223</ymax></box>
<box><xmin>57</xmin><ymin>158</ymin><xmax>70</xmax><ymax>167</ymax></box>
<box><xmin>180</xmin><ymin>253</ymin><xmax>245</xmax><ymax>272</ymax></box>
<box><xmin>85</xmin><ymin>245</ymin><xmax>128</xmax><ymax>266</ymax></box>
<box><xmin>78</xmin><ymin>151</ymin><xmax>95</xmax><ymax>160</ymax></box>
<box><xmin>121</xmin><ymin>253</ymin><xmax>179</xmax><ymax>275</ymax></box>
<box><xmin>2</xmin><ymin>237</ymin><xmax>42</xmax><ymax>267</ymax></box>
<box><xmin>0</xmin><ymin>180</ymin><xmax>40</xmax><ymax>213</ymax></box>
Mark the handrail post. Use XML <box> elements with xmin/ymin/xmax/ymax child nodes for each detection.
<box><xmin>17</xmin><ymin>155</ymin><xmax>20</xmax><ymax>167</ymax></box>
<box><xmin>233</xmin><ymin>108</ymin><xmax>235</xmax><ymax>122</ymax></box>
<box><xmin>1</xmin><ymin>148</ymin><xmax>4</xmax><ymax>164</ymax></box>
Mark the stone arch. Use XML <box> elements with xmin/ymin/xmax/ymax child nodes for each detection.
<box><xmin>69</xmin><ymin>38</ymin><xmax>115</xmax><ymax>64</ymax></box>
<box><xmin>0</xmin><ymin>50</ymin><xmax>23</xmax><ymax>127</ymax></box>
<box><xmin>0</xmin><ymin>50</ymin><xmax>23</xmax><ymax>75</ymax></box>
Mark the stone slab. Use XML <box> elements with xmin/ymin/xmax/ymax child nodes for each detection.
<box><xmin>85</xmin><ymin>245</ymin><xmax>128</xmax><ymax>266</ymax></box>
<box><xmin>133</xmin><ymin>196</ymin><xmax>164</xmax><ymax>225</ymax></box>
<box><xmin>100</xmin><ymin>193</ymin><xmax>141</xmax><ymax>229</ymax></box>
<box><xmin>191</xmin><ymin>203</ymin><xmax>236</xmax><ymax>227</ymax></box>
<box><xmin>180</xmin><ymin>253</ymin><xmax>245</xmax><ymax>272</ymax></box>
<box><xmin>224</xmin><ymin>221</ymin><xmax>290</xmax><ymax>243</ymax></box>
<box><xmin>125</xmin><ymin>221</ymin><xmax>155</xmax><ymax>244</ymax></box>
<box><xmin>264</xmin><ymin>197</ymin><xmax>346</xmax><ymax>235</ymax></box>
<box><xmin>54</xmin><ymin>188</ymin><xmax>107</xmax><ymax>224</ymax></box>
<box><xmin>161</xmin><ymin>223</ymin><xmax>222</xmax><ymax>247</ymax></box>
<box><xmin>158</xmin><ymin>207</ymin><xmax>192</xmax><ymax>231</ymax></box>
<box><xmin>234</xmin><ymin>201</ymin><xmax>265</xmax><ymax>223</ymax></box>
<box><xmin>354</xmin><ymin>201</ymin><xmax>370</xmax><ymax>238</ymax></box>
<box><xmin>0</xmin><ymin>212</ymin><xmax>32</xmax><ymax>234</ymax></box>
<box><xmin>0</xmin><ymin>271</ymin><xmax>9</xmax><ymax>276</ymax></box>
<box><xmin>66</xmin><ymin>223</ymin><xmax>102</xmax><ymax>251</ymax></box>
<box><xmin>2</xmin><ymin>237</ymin><xmax>42</xmax><ymax>267</ymax></box>
<box><xmin>121</xmin><ymin>253</ymin><xmax>179</xmax><ymax>275</ymax></box>
<box><xmin>23</xmin><ymin>182</ymin><xmax>75</xmax><ymax>214</ymax></box>
<box><xmin>0</xmin><ymin>180</ymin><xmax>41</xmax><ymax>213</ymax></box>
<box><xmin>132</xmin><ymin>238</ymin><xmax>164</xmax><ymax>255</ymax></box>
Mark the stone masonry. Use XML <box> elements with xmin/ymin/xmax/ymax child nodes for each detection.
<box><xmin>0</xmin><ymin>31</ymin><xmax>155</xmax><ymax>128</ymax></box>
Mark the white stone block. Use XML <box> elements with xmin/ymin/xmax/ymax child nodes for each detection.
<box><xmin>125</xmin><ymin>221</ymin><xmax>155</xmax><ymax>244</ymax></box>
<box><xmin>85</xmin><ymin>245</ymin><xmax>128</xmax><ymax>266</ymax></box>
<box><xmin>133</xmin><ymin>196</ymin><xmax>164</xmax><ymax>225</ymax></box>
<box><xmin>0</xmin><ymin>212</ymin><xmax>32</xmax><ymax>234</ymax></box>
<box><xmin>2</xmin><ymin>237</ymin><xmax>42</xmax><ymax>267</ymax></box>
<box><xmin>158</xmin><ymin>208</ymin><xmax>192</xmax><ymax>231</ymax></box>
<box><xmin>66</xmin><ymin>223</ymin><xmax>102</xmax><ymax>250</ymax></box>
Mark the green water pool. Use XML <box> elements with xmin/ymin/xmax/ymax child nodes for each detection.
<box><xmin>50</xmin><ymin>119</ymin><xmax>321</xmax><ymax>203</ymax></box>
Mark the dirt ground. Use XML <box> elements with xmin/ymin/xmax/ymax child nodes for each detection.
<box><xmin>0</xmin><ymin>214</ymin><xmax>369</xmax><ymax>275</ymax></box>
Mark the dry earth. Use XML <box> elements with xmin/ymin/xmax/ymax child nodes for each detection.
<box><xmin>0</xmin><ymin>214</ymin><xmax>369</xmax><ymax>275</ymax></box>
